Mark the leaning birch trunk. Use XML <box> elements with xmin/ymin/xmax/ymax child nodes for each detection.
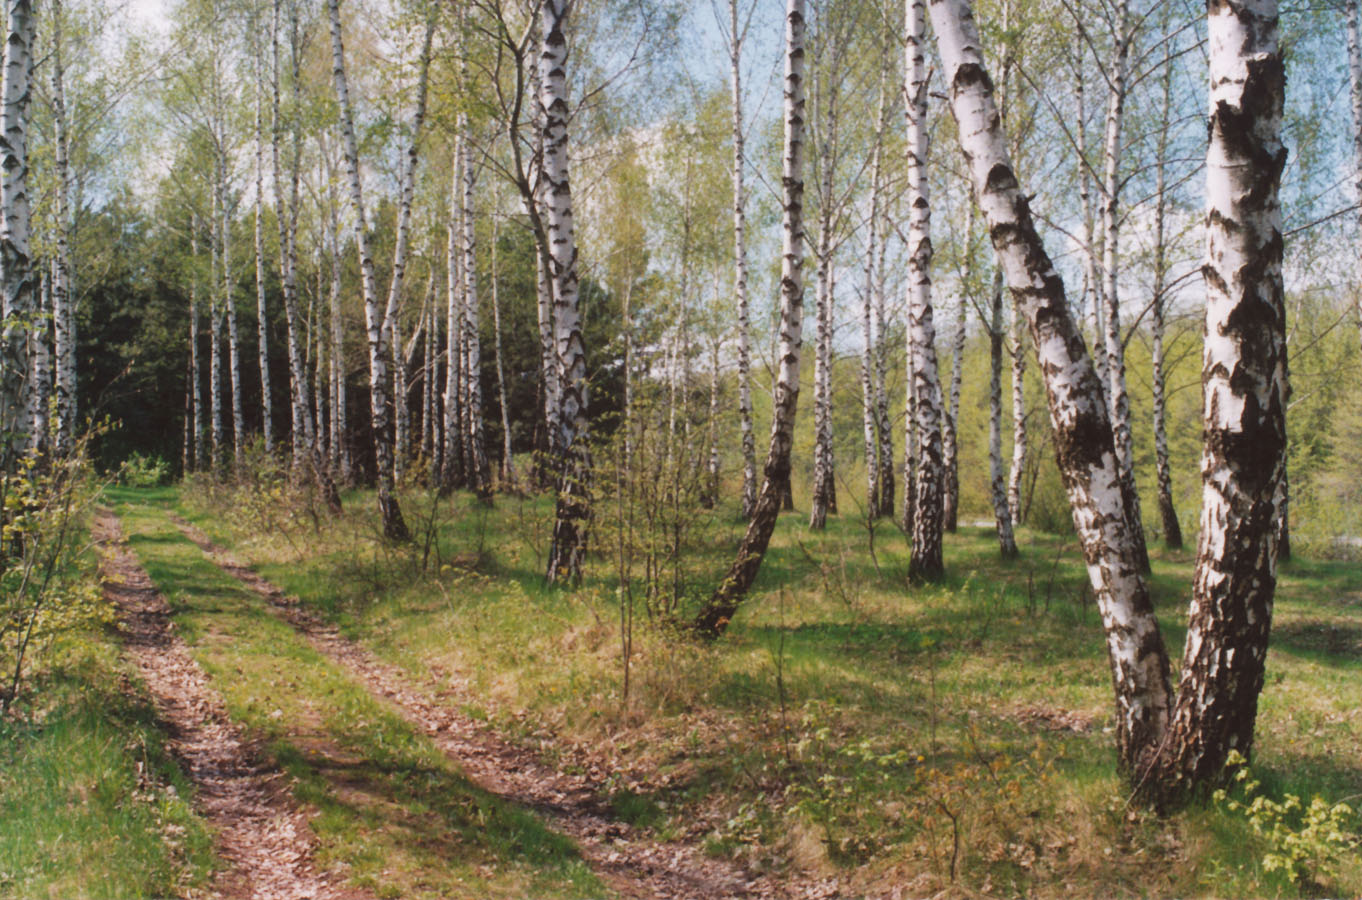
<box><xmin>695</xmin><ymin>0</ymin><xmax>805</xmax><ymax>637</ymax></box>
<box><xmin>1151</xmin><ymin>29</ymin><xmax>1182</xmax><ymax>550</ymax></box>
<box><xmin>1098</xmin><ymin>0</ymin><xmax>1150</xmax><ymax>573</ymax></box>
<box><xmin>944</xmin><ymin>202</ymin><xmax>973</xmax><ymax>532</ymax></box>
<box><xmin>50</xmin><ymin>0</ymin><xmax>75</xmax><ymax>458</ymax></box>
<box><xmin>929</xmin><ymin>0</ymin><xmax>1172</xmax><ymax>774</ymax></box>
<box><xmin>461</xmin><ymin>138</ymin><xmax>492</xmax><ymax>501</ymax></box>
<box><xmin>904</xmin><ymin>0</ymin><xmax>944</xmax><ymax>578</ymax></box>
<box><xmin>328</xmin><ymin>0</ymin><xmax>405</xmax><ymax>537</ymax></box>
<box><xmin>729</xmin><ymin>0</ymin><xmax>757</xmax><ymax>519</ymax></box>
<box><xmin>1140</xmin><ymin>0</ymin><xmax>1286</xmax><ymax>800</ymax></box>
<box><xmin>987</xmin><ymin>269</ymin><xmax>1017</xmax><ymax>558</ymax></box>
<box><xmin>253</xmin><ymin>22</ymin><xmax>273</xmax><ymax>455</ymax></box>
<box><xmin>0</xmin><ymin>0</ymin><xmax>33</xmax><ymax>468</ymax></box>
<box><xmin>541</xmin><ymin>0</ymin><xmax>591</xmax><ymax>582</ymax></box>
<box><xmin>1007</xmin><ymin>303</ymin><xmax>1026</xmax><ymax>525</ymax></box>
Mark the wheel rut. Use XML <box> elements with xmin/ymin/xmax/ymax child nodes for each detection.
<box><xmin>166</xmin><ymin>512</ymin><xmax>842</xmax><ymax>900</ymax></box>
<box><xmin>94</xmin><ymin>509</ymin><xmax>369</xmax><ymax>900</ymax></box>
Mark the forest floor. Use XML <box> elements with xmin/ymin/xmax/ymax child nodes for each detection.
<box><xmin>5</xmin><ymin>481</ymin><xmax>1362</xmax><ymax>898</ymax></box>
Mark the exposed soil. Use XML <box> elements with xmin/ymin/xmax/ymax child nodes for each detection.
<box><xmin>93</xmin><ymin>509</ymin><xmax>369</xmax><ymax>900</ymax></box>
<box><xmin>168</xmin><ymin>513</ymin><xmax>843</xmax><ymax>900</ymax></box>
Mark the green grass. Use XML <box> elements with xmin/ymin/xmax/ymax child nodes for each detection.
<box><xmin>112</xmin><ymin>497</ymin><xmax>606</xmax><ymax>900</ymax></box>
<box><xmin>163</xmin><ymin>479</ymin><xmax>1362</xmax><ymax>898</ymax></box>
<box><xmin>0</xmin><ymin>644</ymin><xmax>217</xmax><ymax>899</ymax></box>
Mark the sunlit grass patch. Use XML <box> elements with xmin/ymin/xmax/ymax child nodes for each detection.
<box><xmin>115</xmin><ymin>500</ymin><xmax>605</xmax><ymax>900</ymax></box>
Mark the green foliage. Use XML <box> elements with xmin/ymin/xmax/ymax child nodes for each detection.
<box><xmin>117</xmin><ymin>453</ymin><xmax>171</xmax><ymax>488</ymax></box>
<box><xmin>1214</xmin><ymin>750</ymin><xmax>1360</xmax><ymax>890</ymax></box>
<box><xmin>2</xmin><ymin>447</ymin><xmax>111</xmax><ymax>710</ymax></box>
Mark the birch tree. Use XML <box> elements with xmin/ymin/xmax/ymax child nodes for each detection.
<box><xmin>0</xmin><ymin>0</ymin><xmax>36</xmax><ymax>467</ymax></box>
<box><xmin>929</xmin><ymin>0</ymin><xmax>1170</xmax><ymax>772</ymax></box>
<box><xmin>930</xmin><ymin>0</ymin><xmax>1287</xmax><ymax>801</ymax></box>
<box><xmin>986</xmin><ymin>269</ymin><xmax>1017</xmax><ymax>557</ymax></box>
<box><xmin>723</xmin><ymin>0</ymin><xmax>758</xmax><ymax>520</ymax></box>
<box><xmin>460</xmin><ymin>135</ymin><xmax>492</xmax><ymax>501</ymax></box>
<box><xmin>1140</xmin><ymin>0</ymin><xmax>1287</xmax><ymax>800</ymax></box>
<box><xmin>328</xmin><ymin>0</ymin><xmax>407</xmax><ymax>538</ymax></box>
<box><xmin>695</xmin><ymin>0</ymin><xmax>805</xmax><ymax>637</ymax></box>
<box><xmin>540</xmin><ymin>0</ymin><xmax>591</xmax><ymax>582</ymax></box>
<box><xmin>252</xmin><ymin>6</ymin><xmax>273</xmax><ymax>456</ymax></box>
<box><xmin>1150</xmin><ymin>17</ymin><xmax>1182</xmax><ymax>549</ymax></box>
<box><xmin>49</xmin><ymin>0</ymin><xmax>75</xmax><ymax>458</ymax></box>
<box><xmin>904</xmin><ymin>0</ymin><xmax>944</xmax><ymax>578</ymax></box>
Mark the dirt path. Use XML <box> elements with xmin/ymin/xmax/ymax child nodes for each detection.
<box><xmin>167</xmin><ymin>513</ymin><xmax>841</xmax><ymax>900</ymax></box>
<box><xmin>94</xmin><ymin>509</ymin><xmax>368</xmax><ymax>900</ymax></box>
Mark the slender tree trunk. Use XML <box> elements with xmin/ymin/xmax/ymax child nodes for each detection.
<box><xmin>931</xmin><ymin>0</ymin><xmax>1172</xmax><ymax>774</ymax></box>
<box><xmin>209</xmin><ymin>190</ymin><xmax>224</xmax><ymax>473</ymax></box>
<box><xmin>324</xmin><ymin>150</ymin><xmax>349</xmax><ymax>482</ymax></box>
<box><xmin>1151</xmin><ymin>28</ymin><xmax>1181</xmax><ymax>550</ymax></box>
<box><xmin>944</xmin><ymin>203</ymin><xmax>972</xmax><ymax>532</ymax></box>
<box><xmin>393</xmin><ymin>301</ymin><xmax>409</xmax><ymax>482</ymax></box>
<box><xmin>541</xmin><ymin>0</ymin><xmax>591</xmax><ymax>582</ymax></box>
<box><xmin>1098</xmin><ymin>1</ymin><xmax>1150</xmax><ymax>573</ymax></box>
<box><xmin>491</xmin><ymin>214</ymin><xmax>515</xmax><ymax>486</ymax></box>
<box><xmin>905</xmin><ymin>0</ymin><xmax>944</xmax><ymax>578</ymax></box>
<box><xmin>729</xmin><ymin>0</ymin><xmax>756</xmax><ymax>520</ymax></box>
<box><xmin>987</xmin><ymin>269</ymin><xmax>1017</xmax><ymax>558</ymax></box>
<box><xmin>873</xmin><ymin>174</ymin><xmax>894</xmax><ymax>520</ymax></box>
<box><xmin>461</xmin><ymin>137</ymin><xmax>492</xmax><ymax>501</ymax></box>
<box><xmin>808</xmin><ymin>46</ymin><xmax>840</xmax><ymax>530</ymax></box>
<box><xmin>0</xmin><ymin>0</ymin><xmax>34</xmax><ymax>468</ymax></box>
<box><xmin>329</xmin><ymin>0</ymin><xmax>404</xmax><ymax>536</ymax></box>
<box><xmin>1141</xmin><ymin>0</ymin><xmax>1286</xmax><ymax>800</ymax></box>
<box><xmin>1075</xmin><ymin>74</ymin><xmax>1107</xmax><ymax>391</ymax></box>
<box><xmin>421</xmin><ymin>276</ymin><xmax>434</xmax><ymax>471</ymax></box>
<box><xmin>696</xmin><ymin>0</ymin><xmax>805</xmax><ymax>637</ymax></box>
<box><xmin>190</xmin><ymin>217</ymin><xmax>204</xmax><ymax>469</ymax></box>
<box><xmin>1007</xmin><ymin>303</ymin><xmax>1026</xmax><ymax>526</ymax></box>
<box><xmin>220</xmin><ymin>160</ymin><xmax>246</xmax><ymax>471</ymax></box>
<box><xmin>442</xmin><ymin>152</ymin><xmax>466</xmax><ymax>493</ymax></box>
<box><xmin>25</xmin><ymin>268</ymin><xmax>47</xmax><ymax>455</ymax></box>
<box><xmin>860</xmin><ymin>65</ymin><xmax>887</xmax><ymax>521</ymax></box>
<box><xmin>254</xmin><ymin>19</ymin><xmax>274</xmax><ymax>455</ymax></box>
<box><xmin>50</xmin><ymin>0</ymin><xmax>75</xmax><ymax>458</ymax></box>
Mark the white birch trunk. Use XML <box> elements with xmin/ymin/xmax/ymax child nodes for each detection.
<box><xmin>324</xmin><ymin>151</ymin><xmax>349</xmax><ymax>481</ymax></box>
<box><xmin>1145</xmin><ymin>0</ymin><xmax>1287</xmax><ymax>800</ymax></box>
<box><xmin>1152</xmin><ymin>27</ymin><xmax>1181</xmax><ymax>550</ymax></box>
<box><xmin>987</xmin><ymin>269</ymin><xmax>1016</xmax><ymax>558</ymax></box>
<box><xmin>1008</xmin><ymin>303</ymin><xmax>1026</xmax><ymax>525</ymax></box>
<box><xmin>490</xmin><ymin>215</ymin><xmax>514</xmax><ymax>485</ymax></box>
<box><xmin>50</xmin><ymin>0</ymin><xmax>75</xmax><ymax>458</ymax></box>
<box><xmin>0</xmin><ymin>0</ymin><xmax>35</xmax><ymax>463</ymax></box>
<box><xmin>860</xmin><ymin>65</ymin><xmax>887</xmax><ymax>521</ymax></box>
<box><xmin>929</xmin><ymin>0</ymin><xmax>1171</xmax><ymax>771</ymax></box>
<box><xmin>328</xmin><ymin>0</ymin><xmax>405</xmax><ymax>537</ymax></box>
<box><xmin>254</xmin><ymin>18</ymin><xmax>273</xmax><ymax>455</ymax></box>
<box><xmin>1098</xmin><ymin>1</ymin><xmax>1149</xmax><ymax>573</ymax></box>
<box><xmin>944</xmin><ymin>202</ymin><xmax>972</xmax><ymax>532</ymax></box>
<box><xmin>220</xmin><ymin>158</ymin><xmax>246</xmax><ymax>471</ymax></box>
<box><xmin>905</xmin><ymin>0</ymin><xmax>945</xmax><ymax>578</ymax></box>
<box><xmin>190</xmin><ymin>216</ymin><xmax>204</xmax><ymax>469</ymax></box>
<box><xmin>1075</xmin><ymin>74</ymin><xmax>1107</xmax><ymax>391</ymax></box>
<box><xmin>443</xmin><ymin>150</ymin><xmax>465</xmax><ymax>491</ymax></box>
<box><xmin>808</xmin><ymin>42</ymin><xmax>839</xmax><ymax>530</ymax></box>
<box><xmin>541</xmin><ymin>0</ymin><xmax>591</xmax><ymax>581</ymax></box>
<box><xmin>461</xmin><ymin>138</ymin><xmax>492</xmax><ymax>500</ymax></box>
<box><xmin>696</xmin><ymin>0</ymin><xmax>805</xmax><ymax>636</ymax></box>
<box><xmin>25</xmin><ymin>269</ymin><xmax>47</xmax><ymax>454</ymax></box>
<box><xmin>729</xmin><ymin>0</ymin><xmax>757</xmax><ymax>519</ymax></box>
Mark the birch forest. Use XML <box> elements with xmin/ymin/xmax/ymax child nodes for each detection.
<box><xmin>3</xmin><ymin>0</ymin><xmax>1362</xmax><ymax>896</ymax></box>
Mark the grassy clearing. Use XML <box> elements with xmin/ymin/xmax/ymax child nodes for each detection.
<box><xmin>0</xmin><ymin>630</ymin><xmax>217</xmax><ymax>899</ymax></box>
<box><xmin>109</xmin><ymin>488</ymin><xmax>604</xmax><ymax>900</ymax></box>
<box><xmin>167</xmin><ymin>480</ymin><xmax>1362</xmax><ymax>898</ymax></box>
